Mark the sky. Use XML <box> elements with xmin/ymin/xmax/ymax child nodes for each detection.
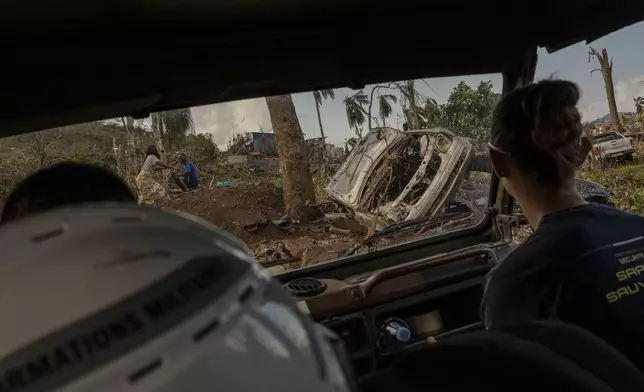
<box><xmin>187</xmin><ymin>21</ymin><xmax>644</xmax><ymax>149</ymax></box>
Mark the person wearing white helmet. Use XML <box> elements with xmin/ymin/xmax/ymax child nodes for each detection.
<box><xmin>0</xmin><ymin>203</ymin><xmax>355</xmax><ymax>392</ymax></box>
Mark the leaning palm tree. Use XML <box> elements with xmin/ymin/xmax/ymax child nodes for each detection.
<box><xmin>377</xmin><ymin>94</ymin><xmax>397</xmax><ymax>127</ymax></box>
<box><xmin>313</xmin><ymin>89</ymin><xmax>335</xmax><ymax>140</ymax></box>
<box><xmin>312</xmin><ymin>89</ymin><xmax>335</xmax><ymax>167</ymax></box>
<box><xmin>343</xmin><ymin>91</ymin><xmax>369</xmax><ymax>138</ymax></box>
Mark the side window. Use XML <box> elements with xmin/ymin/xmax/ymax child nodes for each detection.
<box><xmin>513</xmin><ymin>21</ymin><xmax>642</xmax><ymax>245</ymax></box>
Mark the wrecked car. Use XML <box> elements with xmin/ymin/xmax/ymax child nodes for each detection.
<box><xmin>327</xmin><ymin>128</ymin><xmax>611</xmax><ymax>231</ymax></box>
<box><xmin>326</xmin><ymin>127</ymin><xmax>473</xmax><ymax>230</ymax></box>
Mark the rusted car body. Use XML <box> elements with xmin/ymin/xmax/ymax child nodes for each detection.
<box><xmin>326</xmin><ymin>127</ymin><xmax>473</xmax><ymax>229</ymax></box>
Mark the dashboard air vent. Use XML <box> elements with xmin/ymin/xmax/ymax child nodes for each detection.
<box><xmin>286</xmin><ymin>278</ymin><xmax>327</xmax><ymax>297</ymax></box>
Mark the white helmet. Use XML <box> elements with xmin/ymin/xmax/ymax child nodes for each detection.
<box><xmin>0</xmin><ymin>204</ymin><xmax>354</xmax><ymax>392</ymax></box>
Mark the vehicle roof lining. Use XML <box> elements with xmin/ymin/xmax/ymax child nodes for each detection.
<box><xmin>0</xmin><ymin>0</ymin><xmax>642</xmax><ymax>136</ymax></box>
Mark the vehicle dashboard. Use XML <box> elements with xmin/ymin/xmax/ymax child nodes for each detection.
<box><xmin>281</xmin><ymin>242</ymin><xmax>513</xmax><ymax>380</ymax></box>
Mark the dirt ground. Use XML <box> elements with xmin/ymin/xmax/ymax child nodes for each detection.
<box><xmin>160</xmin><ymin>183</ymin><xmax>357</xmax><ymax>267</ymax></box>
<box><xmin>162</xmin><ymin>182</ymin><xmax>286</xmax><ymax>243</ymax></box>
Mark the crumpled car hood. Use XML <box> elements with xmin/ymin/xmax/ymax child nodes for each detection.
<box><xmin>326</xmin><ymin>128</ymin><xmax>402</xmax><ymax>208</ymax></box>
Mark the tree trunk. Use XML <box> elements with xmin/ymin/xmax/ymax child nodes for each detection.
<box><xmin>121</xmin><ymin>116</ymin><xmax>136</xmax><ymax>146</ymax></box>
<box><xmin>601</xmin><ymin>49</ymin><xmax>621</xmax><ymax>130</ymax></box>
<box><xmin>367</xmin><ymin>88</ymin><xmax>376</xmax><ymax>131</ymax></box>
<box><xmin>266</xmin><ymin>95</ymin><xmax>316</xmax><ymax>221</ymax></box>
<box><xmin>159</xmin><ymin>119</ymin><xmax>168</xmax><ymax>153</ymax></box>
<box><xmin>314</xmin><ymin>100</ymin><xmax>328</xmax><ymax>171</ymax></box>
<box><xmin>591</xmin><ymin>48</ymin><xmax>621</xmax><ymax>130</ymax></box>
<box><xmin>407</xmin><ymin>80</ymin><xmax>419</xmax><ymax>130</ymax></box>
<box><xmin>151</xmin><ymin>113</ymin><xmax>165</xmax><ymax>156</ymax></box>
<box><xmin>126</xmin><ymin>117</ymin><xmax>134</xmax><ymax>146</ymax></box>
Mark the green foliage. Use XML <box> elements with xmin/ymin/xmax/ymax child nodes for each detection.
<box><xmin>313</xmin><ymin>89</ymin><xmax>335</xmax><ymax>106</ymax></box>
<box><xmin>422</xmin><ymin>80</ymin><xmax>497</xmax><ymax>151</ymax></box>
<box><xmin>342</xmin><ymin>80</ymin><xmax>497</xmax><ymax>148</ymax></box>
<box><xmin>313</xmin><ymin>172</ymin><xmax>330</xmax><ymax>202</ymax></box>
<box><xmin>634</xmin><ymin>97</ymin><xmax>644</xmax><ymax>114</ymax></box>
<box><xmin>270</xmin><ymin>176</ymin><xmax>284</xmax><ymax>188</ymax></box>
<box><xmin>227</xmin><ymin>133</ymin><xmax>250</xmax><ymax>155</ymax></box>
<box><xmin>621</xmin><ymin>101</ymin><xmax>644</xmax><ymax>133</ymax></box>
<box><xmin>582</xmin><ymin>161</ymin><xmax>644</xmax><ymax>215</ymax></box>
<box><xmin>343</xmin><ymin>91</ymin><xmax>369</xmax><ymax>137</ymax></box>
<box><xmin>0</xmin><ymin>119</ymin><xmax>219</xmax><ymax>198</ymax></box>
<box><xmin>377</xmin><ymin>94</ymin><xmax>397</xmax><ymax>126</ymax></box>
<box><xmin>176</xmin><ymin>133</ymin><xmax>219</xmax><ymax>166</ymax></box>
<box><xmin>158</xmin><ymin>108</ymin><xmax>195</xmax><ymax>148</ymax></box>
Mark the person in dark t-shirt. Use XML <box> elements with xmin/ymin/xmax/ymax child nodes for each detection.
<box><xmin>175</xmin><ymin>156</ymin><xmax>200</xmax><ymax>191</ymax></box>
<box><xmin>481</xmin><ymin>79</ymin><xmax>644</xmax><ymax>370</ymax></box>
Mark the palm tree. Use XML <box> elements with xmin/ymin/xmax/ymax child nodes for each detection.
<box><xmin>343</xmin><ymin>91</ymin><xmax>369</xmax><ymax>138</ymax></box>
<box><xmin>163</xmin><ymin>108</ymin><xmax>195</xmax><ymax>149</ymax></box>
<box><xmin>151</xmin><ymin>108</ymin><xmax>195</xmax><ymax>153</ymax></box>
<box><xmin>377</xmin><ymin>94</ymin><xmax>397</xmax><ymax>127</ymax></box>
<box><xmin>312</xmin><ymin>89</ymin><xmax>335</xmax><ymax>166</ymax></box>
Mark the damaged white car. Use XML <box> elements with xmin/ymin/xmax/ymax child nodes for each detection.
<box><xmin>326</xmin><ymin>127</ymin><xmax>473</xmax><ymax>230</ymax></box>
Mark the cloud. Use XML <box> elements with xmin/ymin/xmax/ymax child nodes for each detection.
<box><xmin>578</xmin><ymin>101</ymin><xmax>608</xmax><ymax>122</ymax></box>
<box><xmin>578</xmin><ymin>74</ymin><xmax>644</xmax><ymax>121</ymax></box>
<box><xmin>192</xmin><ymin>98</ymin><xmax>271</xmax><ymax>148</ymax></box>
<box><xmin>615</xmin><ymin>75</ymin><xmax>644</xmax><ymax>112</ymax></box>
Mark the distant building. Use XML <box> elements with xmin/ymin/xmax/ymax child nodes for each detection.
<box><xmin>244</xmin><ymin>132</ymin><xmax>277</xmax><ymax>155</ymax></box>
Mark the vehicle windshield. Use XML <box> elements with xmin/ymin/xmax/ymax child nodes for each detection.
<box><xmin>0</xmin><ymin>76</ymin><xmax>500</xmax><ymax>271</ymax></box>
<box><xmin>7</xmin><ymin>18</ymin><xmax>643</xmax><ymax>273</ymax></box>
